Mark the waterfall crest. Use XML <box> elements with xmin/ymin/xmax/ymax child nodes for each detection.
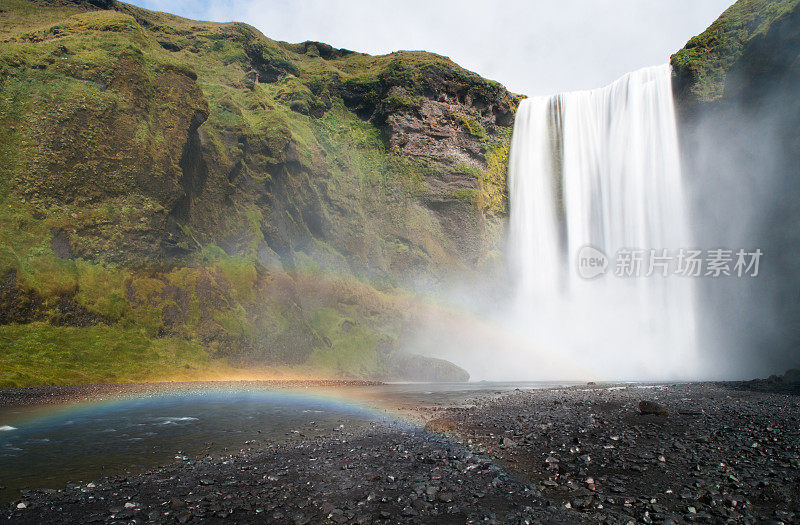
<box><xmin>507</xmin><ymin>64</ymin><xmax>697</xmax><ymax>380</ymax></box>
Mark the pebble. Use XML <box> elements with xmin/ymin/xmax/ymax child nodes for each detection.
<box><xmin>4</xmin><ymin>382</ymin><xmax>797</xmax><ymax>524</ymax></box>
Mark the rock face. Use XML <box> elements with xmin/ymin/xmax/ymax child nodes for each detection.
<box><xmin>671</xmin><ymin>0</ymin><xmax>800</xmax><ymax>111</ymax></box>
<box><xmin>0</xmin><ymin>0</ymin><xmax>517</xmax><ymax>383</ymax></box>
<box><xmin>671</xmin><ymin>0</ymin><xmax>800</xmax><ymax>376</ymax></box>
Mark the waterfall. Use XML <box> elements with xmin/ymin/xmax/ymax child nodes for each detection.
<box><xmin>507</xmin><ymin>64</ymin><xmax>697</xmax><ymax>380</ymax></box>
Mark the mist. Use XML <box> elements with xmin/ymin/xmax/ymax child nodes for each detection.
<box><xmin>678</xmin><ymin>52</ymin><xmax>800</xmax><ymax>379</ymax></box>
<box><xmin>403</xmin><ymin>60</ymin><xmax>800</xmax><ymax>382</ymax></box>
<box><xmin>402</xmin><ymin>66</ymin><xmax>699</xmax><ymax>382</ymax></box>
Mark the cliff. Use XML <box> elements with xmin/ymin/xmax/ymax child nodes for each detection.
<box><xmin>0</xmin><ymin>0</ymin><xmax>519</xmax><ymax>385</ymax></box>
<box><xmin>671</xmin><ymin>0</ymin><xmax>800</xmax><ymax>375</ymax></box>
<box><xmin>671</xmin><ymin>0</ymin><xmax>799</xmax><ymax>109</ymax></box>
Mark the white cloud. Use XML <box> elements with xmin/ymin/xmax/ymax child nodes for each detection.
<box><xmin>128</xmin><ymin>0</ymin><xmax>734</xmax><ymax>96</ymax></box>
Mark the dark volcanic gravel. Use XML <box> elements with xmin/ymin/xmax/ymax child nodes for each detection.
<box><xmin>3</xmin><ymin>381</ymin><xmax>799</xmax><ymax>524</ymax></box>
<box><xmin>422</xmin><ymin>382</ymin><xmax>800</xmax><ymax>524</ymax></box>
<box><xmin>3</xmin><ymin>422</ymin><xmax>575</xmax><ymax>524</ymax></box>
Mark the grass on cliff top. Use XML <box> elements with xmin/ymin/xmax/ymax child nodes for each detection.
<box><xmin>671</xmin><ymin>0</ymin><xmax>800</xmax><ymax>101</ymax></box>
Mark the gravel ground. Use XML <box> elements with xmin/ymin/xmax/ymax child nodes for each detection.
<box><xmin>420</xmin><ymin>381</ymin><xmax>800</xmax><ymax>524</ymax></box>
<box><xmin>3</xmin><ymin>422</ymin><xmax>575</xmax><ymax>524</ymax></box>
<box><xmin>3</xmin><ymin>380</ymin><xmax>799</xmax><ymax>524</ymax></box>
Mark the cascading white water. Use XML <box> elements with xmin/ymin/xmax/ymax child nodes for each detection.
<box><xmin>507</xmin><ymin>64</ymin><xmax>697</xmax><ymax>380</ymax></box>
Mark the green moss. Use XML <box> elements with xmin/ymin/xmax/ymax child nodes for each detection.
<box><xmin>0</xmin><ymin>322</ymin><xmax>228</xmax><ymax>387</ymax></box>
<box><xmin>459</xmin><ymin>115</ymin><xmax>486</xmax><ymax>138</ymax></box>
<box><xmin>201</xmin><ymin>245</ymin><xmax>258</xmax><ymax>303</ymax></box>
<box><xmin>381</xmin><ymin>92</ymin><xmax>423</xmax><ymax>111</ymax></box>
<box><xmin>451</xmin><ymin>188</ymin><xmax>477</xmax><ymax>204</ymax></box>
<box><xmin>16</xmin><ymin>254</ymin><xmax>76</xmax><ymax>297</ymax></box>
<box><xmin>671</xmin><ymin>0</ymin><xmax>800</xmax><ymax>102</ymax></box>
<box><xmin>0</xmin><ymin>0</ymin><xmax>515</xmax><ymax>385</ymax></box>
<box><xmin>478</xmin><ymin>140</ymin><xmax>510</xmax><ymax>214</ymax></box>
<box><xmin>451</xmin><ymin>163</ymin><xmax>482</xmax><ymax>179</ymax></box>
<box><xmin>307</xmin><ymin>307</ymin><xmax>382</xmax><ymax>377</ymax></box>
<box><xmin>74</xmin><ymin>260</ymin><xmax>129</xmax><ymax>320</ymax></box>
<box><xmin>212</xmin><ymin>305</ymin><xmax>253</xmax><ymax>338</ymax></box>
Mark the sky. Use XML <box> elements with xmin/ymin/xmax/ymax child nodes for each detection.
<box><xmin>126</xmin><ymin>0</ymin><xmax>735</xmax><ymax>96</ymax></box>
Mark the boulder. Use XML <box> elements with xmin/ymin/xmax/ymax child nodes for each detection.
<box><xmin>782</xmin><ymin>369</ymin><xmax>800</xmax><ymax>384</ymax></box>
<box><xmin>638</xmin><ymin>400</ymin><xmax>668</xmax><ymax>416</ymax></box>
<box><xmin>424</xmin><ymin>419</ymin><xmax>458</xmax><ymax>434</ymax></box>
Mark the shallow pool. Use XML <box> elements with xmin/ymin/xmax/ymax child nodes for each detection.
<box><xmin>0</xmin><ymin>389</ymin><xmax>386</xmax><ymax>502</ymax></box>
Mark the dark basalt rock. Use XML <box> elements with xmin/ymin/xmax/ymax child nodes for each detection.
<box><xmin>279</xmin><ymin>41</ymin><xmax>359</xmax><ymax>60</ymax></box>
<box><xmin>638</xmin><ymin>400</ymin><xmax>669</xmax><ymax>415</ymax></box>
<box><xmin>3</xmin><ymin>423</ymin><xmax>579</xmax><ymax>524</ymax></box>
<box><xmin>784</xmin><ymin>368</ymin><xmax>800</xmax><ymax>384</ymax></box>
<box><xmin>386</xmin><ymin>353</ymin><xmax>470</xmax><ymax>382</ymax></box>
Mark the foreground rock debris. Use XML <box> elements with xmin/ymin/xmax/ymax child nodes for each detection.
<box><xmin>421</xmin><ymin>382</ymin><xmax>800</xmax><ymax>524</ymax></box>
<box><xmin>3</xmin><ymin>423</ymin><xmax>575</xmax><ymax>524</ymax></box>
<box><xmin>3</xmin><ymin>381</ymin><xmax>799</xmax><ymax>524</ymax></box>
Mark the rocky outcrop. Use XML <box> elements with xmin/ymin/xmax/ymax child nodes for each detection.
<box><xmin>671</xmin><ymin>0</ymin><xmax>800</xmax><ymax>115</ymax></box>
<box><xmin>386</xmin><ymin>353</ymin><xmax>470</xmax><ymax>382</ymax></box>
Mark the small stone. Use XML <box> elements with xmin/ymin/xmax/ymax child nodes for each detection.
<box><xmin>293</xmin><ymin>513</ymin><xmax>311</xmax><ymax>525</ymax></box>
<box><xmin>401</xmin><ymin>506</ymin><xmax>417</xmax><ymax>516</ymax></box>
<box><xmin>438</xmin><ymin>492</ymin><xmax>454</xmax><ymax>503</ymax></box>
<box><xmin>424</xmin><ymin>419</ymin><xmax>457</xmax><ymax>433</ymax></box>
<box><xmin>638</xmin><ymin>400</ymin><xmax>668</xmax><ymax>415</ymax></box>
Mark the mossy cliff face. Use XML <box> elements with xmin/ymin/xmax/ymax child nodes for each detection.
<box><xmin>671</xmin><ymin>0</ymin><xmax>800</xmax><ymax>374</ymax></box>
<box><xmin>671</xmin><ymin>0</ymin><xmax>799</xmax><ymax>108</ymax></box>
<box><xmin>0</xmin><ymin>0</ymin><xmax>518</xmax><ymax>385</ymax></box>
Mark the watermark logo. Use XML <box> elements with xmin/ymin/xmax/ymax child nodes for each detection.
<box><xmin>576</xmin><ymin>245</ymin><xmax>608</xmax><ymax>279</ymax></box>
<box><xmin>574</xmin><ymin>246</ymin><xmax>763</xmax><ymax>279</ymax></box>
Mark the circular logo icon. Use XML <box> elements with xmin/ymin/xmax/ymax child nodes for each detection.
<box><xmin>576</xmin><ymin>245</ymin><xmax>608</xmax><ymax>279</ymax></box>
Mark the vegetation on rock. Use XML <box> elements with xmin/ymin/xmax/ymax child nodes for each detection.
<box><xmin>0</xmin><ymin>0</ymin><xmax>520</xmax><ymax>385</ymax></box>
<box><xmin>671</xmin><ymin>0</ymin><xmax>800</xmax><ymax>106</ymax></box>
